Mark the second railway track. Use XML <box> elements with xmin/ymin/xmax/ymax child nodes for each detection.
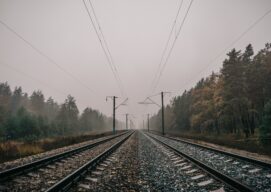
<box><xmin>147</xmin><ymin>132</ymin><xmax>271</xmax><ymax>192</ymax></box>
<box><xmin>0</xmin><ymin>131</ymin><xmax>131</xmax><ymax>191</ymax></box>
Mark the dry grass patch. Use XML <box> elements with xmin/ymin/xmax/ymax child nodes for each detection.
<box><xmin>0</xmin><ymin>142</ymin><xmax>43</xmax><ymax>162</ymax></box>
<box><xmin>0</xmin><ymin>130</ymin><xmax>125</xmax><ymax>163</ymax></box>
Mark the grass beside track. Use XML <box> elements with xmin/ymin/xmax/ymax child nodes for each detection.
<box><xmin>0</xmin><ymin>130</ymin><xmax>125</xmax><ymax>163</ymax></box>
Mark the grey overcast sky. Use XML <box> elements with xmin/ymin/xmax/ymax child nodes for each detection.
<box><xmin>0</xmin><ymin>0</ymin><xmax>271</xmax><ymax>126</ymax></box>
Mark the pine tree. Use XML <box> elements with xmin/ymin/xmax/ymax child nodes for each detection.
<box><xmin>221</xmin><ymin>49</ymin><xmax>250</xmax><ymax>136</ymax></box>
<box><xmin>11</xmin><ymin>87</ymin><xmax>23</xmax><ymax>115</ymax></box>
<box><xmin>0</xmin><ymin>82</ymin><xmax>12</xmax><ymax>133</ymax></box>
<box><xmin>259</xmin><ymin>100</ymin><xmax>271</xmax><ymax>145</ymax></box>
<box><xmin>30</xmin><ymin>90</ymin><xmax>45</xmax><ymax>115</ymax></box>
<box><xmin>56</xmin><ymin>95</ymin><xmax>79</xmax><ymax>135</ymax></box>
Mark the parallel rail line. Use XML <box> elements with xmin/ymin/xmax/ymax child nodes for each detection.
<box><xmin>0</xmin><ymin>131</ymin><xmax>128</xmax><ymax>182</ymax></box>
<box><xmin>159</xmin><ymin>133</ymin><xmax>271</xmax><ymax>168</ymax></box>
<box><xmin>46</xmin><ymin>131</ymin><xmax>134</xmax><ymax>192</ymax></box>
<box><xmin>147</xmin><ymin>133</ymin><xmax>254</xmax><ymax>192</ymax></box>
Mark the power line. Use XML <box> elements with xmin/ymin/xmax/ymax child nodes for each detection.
<box><xmin>88</xmin><ymin>0</ymin><xmax>116</xmax><ymax>72</ymax></box>
<box><xmin>173</xmin><ymin>7</ymin><xmax>271</xmax><ymax>96</ymax></box>
<box><xmin>147</xmin><ymin>92</ymin><xmax>161</xmax><ymax>98</ymax></box>
<box><xmin>88</xmin><ymin>0</ymin><xmax>125</xmax><ymax>95</ymax></box>
<box><xmin>82</xmin><ymin>0</ymin><xmax>125</xmax><ymax>96</ymax></box>
<box><xmin>150</xmin><ymin>0</ymin><xmax>184</xmax><ymax>91</ymax></box>
<box><xmin>151</xmin><ymin>0</ymin><xmax>194</xmax><ymax>93</ymax></box>
<box><xmin>0</xmin><ymin>19</ymin><xmax>99</xmax><ymax>97</ymax></box>
<box><xmin>88</xmin><ymin>0</ymin><xmax>124</xmax><ymax>95</ymax></box>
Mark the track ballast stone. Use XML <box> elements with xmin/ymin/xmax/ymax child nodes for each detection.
<box><xmin>72</xmin><ymin>131</ymin><xmax>142</xmax><ymax>191</ymax></box>
<box><xmin>1</xmin><ymin>135</ymin><xmax>127</xmax><ymax>192</ymax></box>
<box><xmin>149</xmin><ymin>133</ymin><xmax>271</xmax><ymax>192</ymax></box>
<box><xmin>2</xmin><ymin>131</ymin><xmax>269</xmax><ymax>191</ymax></box>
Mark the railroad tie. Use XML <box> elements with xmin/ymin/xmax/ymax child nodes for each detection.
<box><xmin>197</xmin><ymin>179</ymin><xmax>213</xmax><ymax>187</ymax></box>
<box><xmin>100</xmin><ymin>163</ymin><xmax>108</xmax><ymax>167</ymax></box>
<box><xmin>191</xmin><ymin>174</ymin><xmax>205</xmax><ymax>180</ymax></box>
<box><xmin>242</xmin><ymin>165</ymin><xmax>250</xmax><ymax>168</ymax></box>
<box><xmin>185</xmin><ymin>169</ymin><xmax>197</xmax><ymax>174</ymax></box>
<box><xmin>174</xmin><ymin>159</ymin><xmax>185</xmax><ymax>164</ymax></box>
<box><xmin>85</xmin><ymin>177</ymin><xmax>99</xmax><ymax>183</ymax></box>
<box><xmin>96</xmin><ymin>167</ymin><xmax>105</xmax><ymax>171</ymax></box>
<box><xmin>171</xmin><ymin>157</ymin><xmax>180</xmax><ymax>161</ymax></box>
<box><xmin>179</xmin><ymin>165</ymin><xmax>192</xmax><ymax>170</ymax></box>
<box><xmin>78</xmin><ymin>183</ymin><xmax>91</xmax><ymax>190</ymax></box>
<box><xmin>232</xmin><ymin>161</ymin><xmax>240</xmax><ymax>165</ymax></box>
<box><xmin>248</xmin><ymin>168</ymin><xmax>261</xmax><ymax>173</ymax></box>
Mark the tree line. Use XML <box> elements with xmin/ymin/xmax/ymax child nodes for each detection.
<box><xmin>0</xmin><ymin>84</ymin><xmax>118</xmax><ymax>141</ymax></box>
<box><xmin>150</xmin><ymin>43</ymin><xmax>271</xmax><ymax>144</ymax></box>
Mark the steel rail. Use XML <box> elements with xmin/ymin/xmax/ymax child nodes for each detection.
<box><xmin>0</xmin><ymin>131</ymin><xmax>129</xmax><ymax>181</ymax></box>
<box><xmin>147</xmin><ymin>133</ymin><xmax>255</xmax><ymax>192</ymax></box>
<box><xmin>45</xmin><ymin>131</ymin><xmax>134</xmax><ymax>192</ymax></box>
<box><xmin>150</xmin><ymin>131</ymin><xmax>271</xmax><ymax>169</ymax></box>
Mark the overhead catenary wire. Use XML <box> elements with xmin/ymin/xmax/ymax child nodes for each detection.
<box><xmin>147</xmin><ymin>92</ymin><xmax>161</xmax><ymax>99</ymax></box>
<box><xmin>0</xmin><ymin>19</ymin><xmax>99</xmax><ymax>97</ymax></box>
<box><xmin>150</xmin><ymin>0</ymin><xmax>184</xmax><ymax>91</ymax></box>
<box><xmin>82</xmin><ymin>0</ymin><xmax>125</xmax><ymax>97</ymax></box>
<box><xmin>151</xmin><ymin>0</ymin><xmax>194</xmax><ymax>93</ymax></box>
<box><xmin>88</xmin><ymin>0</ymin><xmax>116</xmax><ymax>72</ymax></box>
<box><xmin>172</xmin><ymin>7</ymin><xmax>271</xmax><ymax>97</ymax></box>
<box><xmin>88</xmin><ymin>0</ymin><xmax>124</xmax><ymax>93</ymax></box>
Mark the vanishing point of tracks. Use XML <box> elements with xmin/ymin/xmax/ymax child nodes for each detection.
<box><xmin>0</xmin><ymin>130</ymin><xmax>270</xmax><ymax>192</ymax></box>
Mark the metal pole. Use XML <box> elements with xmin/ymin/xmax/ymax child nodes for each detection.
<box><xmin>126</xmin><ymin>113</ymin><xmax>128</xmax><ymax>130</ymax></box>
<box><xmin>161</xmin><ymin>92</ymin><xmax>165</xmax><ymax>135</ymax></box>
<box><xmin>143</xmin><ymin>120</ymin><xmax>145</xmax><ymax>130</ymax></box>
<box><xmin>113</xmin><ymin>96</ymin><xmax>116</xmax><ymax>134</ymax></box>
<box><xmin>147</xmin><ymin>114</ymin><xmax>150</xmax><ymax>132</ymax></box>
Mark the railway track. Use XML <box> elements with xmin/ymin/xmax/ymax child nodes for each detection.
<box><xmin>67</xmin><ymin>131</ymin><xmax>236</xmax><ymax>192</ymax></box>
<box><xmin>0</xmin><ymin>131</ymin><xmax>131</xmax><ymax>191</ymax></box>
<box><xmin>64</xmin><ymin>131</ymin><xmax>138</xmax><ymax>192</ymax></box>
<box><xmin>0</xmin><ymin>131</ymin><xmax>128</xmax><ymax>172</ymax></box>
<box><xmin>46</xmin><ymin>131</ymin><xmax>134</xmax><ymax>192</ymax></box>
<box><xmin>0</xmin><ymin>130</ymin><xmax>269</xmax><ymax>191</ymax></box>
<box><xmin>162</xmin><ymin>133</ymin><xmax>270</xmax><ymax>168</ymax></box>
<box><xmin>147</xmin><ymin>132</ymin><xmax>271</xmax><ymax>192</ymax></box>
<box><xmin>140</xmin><ymin>131</ymin><xmax>236</xmax><ymax>191</ymax></box>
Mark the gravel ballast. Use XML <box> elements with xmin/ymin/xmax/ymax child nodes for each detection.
<box><xmin>1</xmin><ymin>134</ymin><xmax>128</xmax><ymax>192</ymax></box>
<box><xmin>150</xmin><ymin>133</ymin><xmax>271</xmax><ymax>192</ymax></box>
<box><xmin>72</xmin><ymin>131</ymin><xmax>234</xmax><ymax>192</ymax></box>
<box><xmin>1</xmin><ymin>130</ymin><xmax>268</xmax><ymax>191</ymax></box>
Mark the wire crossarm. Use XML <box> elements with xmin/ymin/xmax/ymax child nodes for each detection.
<box><xmin>116</xmin><ymin>98</ymin><xmax>128</xmax><ymax>109</ymax></box>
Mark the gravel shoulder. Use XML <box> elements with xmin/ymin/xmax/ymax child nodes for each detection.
<box><xmin>170</xmin><ymin>136</ymin><xmax>271</xmax><ymax>164</ymax></box>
